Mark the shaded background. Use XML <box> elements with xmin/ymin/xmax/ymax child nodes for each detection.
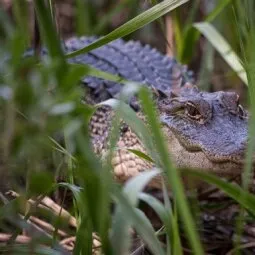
<box><xmin>1</xmin><ymin>0</ymin><xmax>248</xmax><ymax>102</ymax></box>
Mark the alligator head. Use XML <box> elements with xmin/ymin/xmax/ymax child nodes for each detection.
<box><xmin>158</xmin><ymin>83</ymin><xmax>253</xmax><ymax>177</ymax></box>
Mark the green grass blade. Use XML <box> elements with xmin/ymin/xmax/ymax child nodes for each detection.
<box><xmin>100</xmin><ymin>98</ymin><xmax>157</xmax><ymax>164</ymax></box>
<box><xmin>74</xmin><ymin>130</ymin><xmax>113</xmax><ymax>255</ymax></box>
<box><xmin>34</xmin><ymin>0</ymin><xmax>66</xmax><ymax>82</ymax></box>
<box><xmin>47</xmin><ymin>0</ymin><xmax>55</xmax><ymax>24</ymax></box>
<box><xmin>234</xmin><ymin>14</ymin><xmax>255</xmax><ymax>251</ymax></box>
<box><xmin>179</xmin><ymin>0</ymin><xmax>233</xmax><ymax>63</ymax></box>
<box><xmin>138</xmin><ymin>87</ymin><xmax>204</xmax><ymax>254</ymax></box>
<box><xmin>139</xmin><ymin>190</ymin><xmax>182</xmax><ymax>255</ymax></box>
<box><xmin>124</xmin><ymin>169</ymin><xmax>161</xmax><ymax>206</ymax></box>
<box><xmin>12</xmin><ymin>0</ymin><xmax>30</xmax><ymax>47</ymax></box>
<box><xmin>184</xmin><ymin>169</ymin><xmax>255</xmax><ymax>215</ymax></box>
<box><xmin>113</xmin><ymin>190</ymin><xmax>165</xmax><ymax>255</ymax></box>
<box><xmin>33</xmin><ymin>1</ymin><xmax>63</xmax><ymax>59</ymax></box>
<box><xmin>68</xmin><ymin>63</ymin><xmax>152</xmax><ymax>91</ymax></box>
<box><xmin>75</xmin><ymin>0</ymin><xmax>91</xmax><ymax>35</ymax></box>
<box><xmin>206</xmin><ymin>0</ymin><xmax>233</xmax><ymax>23</ymax></box>
<box><xmin>111</xmin><ymin>170</ymin><xmax>161</xmax><ymax>255</ymax></box>
<box><xmin>66</xmin><ymin>0</ymin><xmax>189</xmax><ymax>58</ymax></box>
<box><xmin>56</xmin><ymin>183</ymin><xmax>93</xmax><ymax>254</ymax></box>
<box><xmin>176</xmin><ymin>0</ymin><xmax>200</xmax><ymax>62</ymax></box>
<box><xmin>240</xmin><ymin>11</ymin><xmax>255</xmax><ymax>190</ymax></box>
<box><xmin>127</xmin><ymin>149</ymin><xmax>154</xmax><ymax>163</ymax></box>
<box><xmin>183</xmin><ymin>0</ymin><xmax>200</xmax><ymax>35</ymax></box>
<box><xmin>110</xmin><ymin>202</ymin><xmax>131</xmax><ymax>255</ymax></box>
<box><xmin>162</xmin><ymin>184</ymin><xmax>175</xmax><ymax>254</ymax></box>
<box><xmin>172</xmin><ymin>10</ymin><xmax>183</xmax><ymax>58</ymax></box>
<box><xmin>194</xmin><ymin>22</ymin><xmax>248</xmax><ymax>85</ymax></box>
<box><xmin>171</xmin><ymin>206</ymin><xmax>183</xmax><ymax>255</ymax></box>
<box><xmin>102</xmin><ymin>83</ymin><xmax>164</xmax><ymax>254</ymax></box>
<box><xmin>139</xmin><ymin>192</ymin><xmax>171</xmax><ymax>227</ymax></box>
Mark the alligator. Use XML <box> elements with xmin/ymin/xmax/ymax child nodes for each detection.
<box><xmin>25</xmin><ymin>36</ymin><xmax>252</xmax><ymax>188</ymax></box>
<box><xmin>61</xmin><ymin>36</ymin><xmax>254</xmax><ymax>188</ymax></box>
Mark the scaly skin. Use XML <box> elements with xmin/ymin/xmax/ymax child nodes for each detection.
<box><xmin>65</xmin><ymin>36</ymin><xmax>193</xmax><ymax>104</ymax></box>
<box><xmin>66</xmin><ymin>37</ymin><xmax>253</xmax><ymax>187</ymax></box>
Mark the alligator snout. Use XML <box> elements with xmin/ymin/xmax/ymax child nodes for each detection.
<box><xmin>159</xmin><ymin>86</ymin><xmax>255</xmax><ymax>175</ymax></box>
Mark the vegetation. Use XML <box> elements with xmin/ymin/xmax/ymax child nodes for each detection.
<box><xmin>0</xmin><ymin>0</ymin><xmax>255</xmax><ymax>254</ymax></box>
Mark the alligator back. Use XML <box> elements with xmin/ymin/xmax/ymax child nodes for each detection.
<box><xmin>65</xmin><ymin>37</ymin><xmax>193</xmax><ymax>103</ymax></box>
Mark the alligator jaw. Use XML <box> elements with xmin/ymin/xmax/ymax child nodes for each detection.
<box><xmin>162</xmin><ymin>125</ymin><xmax>248</xmax><ymax>177</ymax></box>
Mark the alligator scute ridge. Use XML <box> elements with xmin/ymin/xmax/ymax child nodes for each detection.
<box><xmin>65</xmin><ymin>36</ymin><xmax>193</xmax><ymax>104</ymax></box>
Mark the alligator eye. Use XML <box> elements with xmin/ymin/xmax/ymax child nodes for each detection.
<box><xmin>185</xmin><ymin>102</ymin><xmax>201</xmax><ymax>120</ymax></box>
<box><xmin>237</xmin><ymin>104</ymin><xmax>247</xmax><ymax>118</ymax></box>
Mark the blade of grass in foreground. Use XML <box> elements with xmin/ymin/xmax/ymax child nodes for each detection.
<box><xmin>99</xmin><ymin>95</ymin><xmax>157</xmax><ymax>164</ymax></box>
<box><xmin>96</xmin><ymin>83</ymin><xmax>164</xmax><ymax>254</ymax></box>
<box><xmin>101</xmin><ymin>84</ymin><xmax>202</xmax><ymax>253</ymax></box>
<box><xmin>138</xmin><ymin>191</ymin><xmax>176</xmax><ymax>252</ymax></box>
<box><xmin>138</xmin><ymin>87</ymin><xmax>204</xmax><ymax>254</ymax></box>
<box><xmin>241</xmin><ymin>9</ymin><xmax>255</xmax><ymax>192</ymax></box>
<box><xmin>178</xmin><ymin>0</ymin><xmax>232</xmax><ymax>63</ymax></box>
<box><xmin>100</xmin><ymin>84</ymin><xmax>166</xmax><ymax>254</ymax></box>
<box><xmin>235</xmin><ymin>6</ymin><xmax>255</xmax><ymax>251</ymax></box>
<box><xmin>73</xmin><ymin>129</ymin><xmax>113</xmax><ymax>255</ymax></box>
<box><xmin>33</xmin><ymin>1</ymin><xmax>64</xmax><ymax>60</ymax></box>
<box><xmin>66</xmin><ymin>0</ymin><xmax>189</xmax><ymax>58</ymax></box>
<box><xmin>194</xmin><ymin>22</ymin><xmax>248</xmax><ymax>85</ymax></box>
<box><xmin>111</xmin><ymin>170</ymin><xmax>162</xmax><ymax>255</ymax></box>
<box><xmin>183</xmin><ymin>169</ymin><xmax>255</xmax><ymax>215</ymax></box>
<box><xmin>112</xmin><ymin>188</ymin><xmax>166</xmax><ymax>255</ymax></box>
<box><xmin>34</xmin><ymin>0</ymin><xmax>67</xmax><ymax>83</ymax></box>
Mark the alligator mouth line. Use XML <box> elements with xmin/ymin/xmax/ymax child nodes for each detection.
<box><xmin>178</xmin><ymin>138</ymin><xmax>248</xmax><ymax>166</ymax></box>
<box><xmin>164</xmin><ymin>125</ymin><xmax>249</xmax><ymax>164</ymax></box>
<box><xmin>162</xmin><ymin>126</ymin><xmax>252</xmax><ymax>174</ymax></box>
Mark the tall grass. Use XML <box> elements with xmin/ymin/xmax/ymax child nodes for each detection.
<box><xmin>1</xmin><ymin>0</ymin><xmax>255</xmax><ymax>254</ymax></box>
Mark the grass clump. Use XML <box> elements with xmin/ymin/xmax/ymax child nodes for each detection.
<box><xmin>1</xmin><ymin>0</ymin><xmax>255</xmax><ymax>254</ymax></box>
